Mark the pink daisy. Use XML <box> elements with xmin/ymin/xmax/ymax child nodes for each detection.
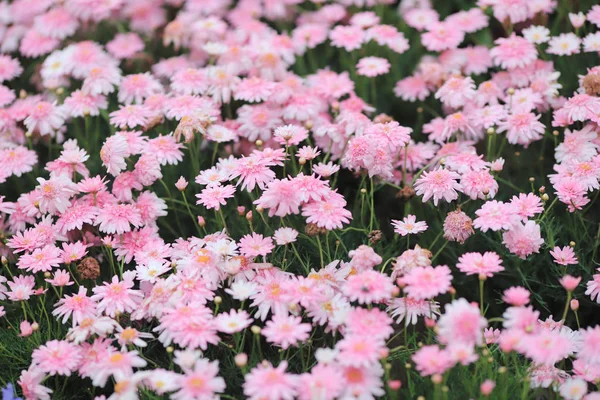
<box><xmin>196</xmin><ymin>184</ymin><xmax>236</xmax><ymax>210</ymax></box>
<box><xmin>414</xmin><ymin>167</ymin><xmax>462</xmax><ymax>206</ymax></box>
<box><xmin>262</xmin><ymin>314</ymin><xmax>311</xmax><ymax>349</ymax></box>
<box><xmin>32</xmin><ymin>340</ymin><xmax>81</xmax><ymax>376</ymax></box>
<box><xmin>400</xmin><ymin>265</ymin><xmax>453</xmax><ymax>300</ymax></box>
<box><xmin>343</xmin><ymin>270</ymin><xmax>394</xmax><ymax>304</ymax></box>
<box><xmin>243</xmin><ymin>361</ymin><xmax>297</xmax><ymax>400</ymax></box>
<box><xmin>457</xmin><ymin>251</ymin><xmax>504</xmax><ymax>278</ymax></box>
<box><xmin>550</xmin><ymin>246</ymin><xmax>578</xmax><ymax>266</ymax></box>
<box><xmin>356</xmin><ymin>56</ymin><xmax>390</xmax><ymax>77</ymax></box>
<box><xmin>391</xmin><ymin>214</ymin><xmax>428</xmax><ymax>236</ymax></box>
<box><xmin>239</xmin><ymin>233</ymin><xmax>275</xmax><ymax>258</ymax></box>
<box><xmin>173</xmin><ymin>359</ymin><xmax>226</xmax><ymax>400</ymax></box>
<box><xmin>95</xmin><ymin>203</ymin><xmax>142</xmax><ymax>234</ymax></box>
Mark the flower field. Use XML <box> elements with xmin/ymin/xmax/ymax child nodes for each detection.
<box><xmin>2</xmin><ymin>0</ymin><xmax>600</xmax><ymax>399</ymax></box>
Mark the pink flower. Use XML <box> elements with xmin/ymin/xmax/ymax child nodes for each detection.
<box><xmin>400</xmin><ymin>265</ymin><xmax>453</xmax><ymax>300</ymax></box>
<box><xmin>336</xmin><ymin>335</ymin><xmax>385</xmax><ymax>367</ymax></box>
<box><xmin>91</xmin><ymin>272</ymin><xmax>143</xmax><ymax>318</ymax></box>
<box><xmin>109</xmin><ymin>104</ymin><xmax>153</xmax><ymax>129</ymax></box>
<box><xmin>560</xmin><ymin>275</ymin><xmax>582</xmax><ymax>292</ymax></box>
<box><xmin>196</xmin><ymin>184</ymin><xmax>236</xmax><ymax>211</ymax></box>
<box><xmin>456</xmin><ymin>251</ymin><xmax>504</xmax><ymax>278</ymax></box>
<box><xmin>510</xmin><ymin>193</ymin><xmax>544</xmax><ymax>221</ymax></box>
<box><xmin>585</xmin><ymin>269</ymin><xmax>600</xmax><ymax>303</ymax></box>
<box><xmin>302</xmin><ymin>190</ymin><xmax>352</xmax><ymax>230</ymax></box>
<box><xmin>243</xmin><ymin>361</ymin><xmax>297</xmax><ymax>400</ymax></box>
<box><xmin>481</xmin><ymin>380</ymin><xmax>496</xmax><ymax>396</ymax></box>
<box><xmin>498</xmin><ymin>112</ymin><xmax>545</xmax><ymax>147</ymax></box>
<box><xmin>45</xmin><ymin>269</ymin><xmax>74</xmax><ymax>287</ymax></box>
<box><xmin>422</xmin><ymin>22</ymin><xmax>465</xmax><ymax>51</ymax></box>
<box><xmin>297</xmin><ymin>364</ymin><xmax>344</xmax><ymax>400</ymax></box>
<box><xmin>343</xmin><ymin>270</ymin><xmax>394</xmax><ymax>304</ymax></box>
<box><xmin>100</xmin><ymin>135</ymin><xmax>130</xmax><ymax>176</ymax></box>
<box><xmin>19</xmin><ymin>320</ymin><xmax>34</xmax><ymax>337</ymax></box>
<box><xmin>17</xmin><ymin>244</ymin><xmax>62</xmax><ymax>273</ymax></box>
<box><xmin>412</xmin><ymin>345</ymin><xmax>453</xmax><ymax>376</ymax></box>
<box><xmin>6</xmin><ymin>275</ymin><xmax>36</xmax><ymax>301</ymax></box>
<box><xmin>437</xmin><ymin>298</ymin><xmax>487</xmax><ymax>346</ymax></box>
<box><xmin>106</xmin><ymin>33</ymin><xmax>144</xmax><ymax>59</ymax></box>
<box><xmin>443</xmin><ymin>209</ymin><xmax>474</xmax><ymax>244</ymax></box>
<box><xmin>234</xmin><ymin>76</ymin><xmax>276</xmax><ymax>102</ymax></box>
<box><xmin>391</xmin><ymin>214</ymin><xmax>428</xmax><ymax>236</ymax></box>
<box><xmin>32</xmin><ymin>340</ymin><xmax>81</xmax><ymax>376</ymax></box>
<box><xmin>502</xmin><ymin>286</ymin><xmax>530</xmax><ymax>306</ymax></box>
<box><xmin>435</xmin><ymin>76</ymin><xmax>476</xmax><ymax>109</ymax></box>
<box><xmin>474</xmin><ymin>200</ymin><xmax>517</xmax><ymax>232</ymax></box>
<box><xmin>119</xmin><ymin>73</ymin><xmax>163</xmax><ymax>105</ymax></box>
<box><xmin>262</xmin><ymin>314</ymin><xmax>311</xmax><ymax>349</ymax></box>
<box><xmin>273</xmin><ymin>227</ymin><xmax>298</xmax><ymax>245</ymax></box>
<box><xmin>95</xmin><ymin>203</ymin><xmax>142</xmax><ymax>234</ymax></box>
<box><xmin>356</xmin><ymin>56</ymin><xmax>390</xmax><ymax>77</ymax></box>
<box><xmin>172</xmin><ymin>359</ymin><xmax>226</xmax><ymax>400</ymax></box>
<box><xmin>0</xmin><ymin>55</ymin><xmax>23</xmax><ymax>82</ymax></box>
<box><xmin>388</xmin><ymin>297</ymin><xmax>440</xmax><ymax>326</ymax></box>
<box><xmin>550</xmin><ymin>246</ymin><xmax>579</xmax><ymax>266</ymax></box>
<box><xmin>18</xmin><ymin>367</ymin><xmax>53</xmax><ymax>400</ymax></box>
<box><xmin>490</xmin><ymin>34</ymin><xmax>537</xmax><ymax>70</ymax></box>
<box><xmin>254</xmin><ymin>178</ymin><xmax>302</xmax><ymax>217</ymax></box>
<box><xmin>502</xmin><ymin>221</ymin><xmax>544</xmax><ymax>259</ymax></box>
<box><xmin>35</xmin><ymin>175</ymin><xmax>78</xmax><ymax>215</ymax></box>
<box><xmin>521</xmin><ymin>330</ymin><xmax>574</xmax><ymax>366</ymax></box>
<box><xmin>53</xmin><ymin>286</ymin><xmax>97</xmax><ymax>324</ymax></box>
<box><xmin>239</xmin><ymin>233</ymin><xmax>275</xmax><ymax>258</ymax></box>
<box><xmin>579</xmin><ymin>326</ymin><xmax>600</xmax><ymax>365</ymax></box>
<box><xmin>414</xmin><ymin>168</ymin><xmax>462</xmax><ymax>206</ymax></box>
<box><xmin>329</xmin><ymin>25</ymin><xmax>365</xmax><ymax>51</ymax></box>
<box><xmin>24</xmin><ymin>101</ymin><xmax>66</xmax><ymax>136</ymax></box>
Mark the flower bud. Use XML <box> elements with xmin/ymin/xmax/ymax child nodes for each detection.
<box><xmin>235</xmin><ymin>353</ymin><xmax>248</xmax><ymax>367</ymax></box>
<box><xmin>570</xmin><ymin>299</ymin><xmax>580</xmax><ymax>311</ymax></box>
<box><xmin>197</xmin><ymin>216</ymin><xmax>206</xmax><ymax>227</ymax></box>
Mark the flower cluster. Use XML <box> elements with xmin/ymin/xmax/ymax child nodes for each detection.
<box><xmin>1</xmin><ymin>0</ymin><xmax>600</xmax><ymax>400</ymax></box>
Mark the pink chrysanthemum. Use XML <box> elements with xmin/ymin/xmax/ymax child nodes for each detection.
<box><xmin>414</xmin><ymin>168</ymin><xmax>462</xmax><ymax>206</ymax></box>
<box><xmin>456</xmin><ymin>251</ymin><xmax>504</xmax><ymax>277</ymax></box>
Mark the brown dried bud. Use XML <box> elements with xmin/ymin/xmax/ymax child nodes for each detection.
<box><xmin>368</xmin><ymin>230</ymin><xmax>383</xmax><ymax>245</ymax></box>
<box><xmin>373</xmin><ymin>113</ymin><xmax>393</xmax><ymax>124</ymax></box>
<box><xmin>77</xmin><ymin>257</ymin><xmax>100</xmax><ymax>280</ymax></box>
<box><xmin>142</xmin><ymin>115</ymin><xmax>164</xmax><ymax>131</ymax></box>
<box><xmin>305</xmin><ymin>223</ymin><xmax>321</xmax><ymax>237</ymax></box>
<box><xmin>396</xmin><ymin>186</ymin><xmax>416</xmax><ymax>201</ymax></box>
<box><xmin>583</xmin><ymin>72</ymin><xmax>600</xmax><ymax>96</ymax></box>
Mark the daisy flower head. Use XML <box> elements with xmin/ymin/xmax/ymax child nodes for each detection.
<box><xmin>437</xmin><ymin>298</ymin><xmax>487</xmax><ymax>346</ymax></box>
<box><xmin>243</xmin><ymin>361</ymin><xmax>297</xmax><ymax>400</ymax></box>
<box><xmin>239</xmin><ymin>233</ymin><xmax>275</xmax><ymax>258</ymax></box>
<box><xmin>343</xmin><ymin>270</ymin><xmax>394</xmax><ymax>304</ymax></box>
<box><xmin>490</xmin><ymin>34</ymin><xmax>537</xmax><ymax>70</ymax></box>
<box><xmin>391</xmin><ymin>214</ymin><xmax>428</xmax><ymax>236</ymax></box>
<box><xmin>196</xmin><ymin>184</ymin><xmax>236</xmax><ymax>210</ymax></box>
<box><xmin>547</xmin><ymin>33</ymin><xmax>581</xmax><ymax>56</ymax></box>
<box><xmin>356</xmin><ymin>56</ymin><xmax>391</xmax><ymax>77</ymax></box>
<box><xmin>400</xmin><ymin>265</ymin><xmax>453</xmax><ymax>300</ymax></box>
<box><xmin>24</xmin><ymin>101</ymin><xmax>66</xmax><ymax>137</ymax></box>
<box><xmin>502</xmin><ymin>220</ymin><xmax>545</xmax><ymax>259</ymax></box>
<box><xmin>32</xmin><ymin>340</ymin><xmax>81</xmax><ymax>376</ymax></box>
<box><xmin>262</xmin><ymin>314</ymin><xmax>311</xmax><ymax>349</ymax></box>
<box><xmin>414</xmin><ymin>167</ymin><xmax>462</xmax><ymax>206</ymax></box>
<box><xmin>456</xmin><ymin>251</ymin><xmax>504</xmax><ymax>278</ymax></box>
<box><xmin>550</xmin><ymin>246</ymin><xmax>578</xmax><ymax>266</ymax></box>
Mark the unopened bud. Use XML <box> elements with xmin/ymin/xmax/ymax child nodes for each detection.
<box><xmin>487</xmin><ymin>127</ymin><xmax>495</xmax><ymax>135</ymax></box>
<box><xmin>44</xmin><ymin>272</ymin><xmax>51</xmax><ymax>278</ymax></box>
<box><xmin>256</xmin><ymin>205</ymin><xmax>264</xmax><ymax>213</ymax></box>
<box><xmin>1</xmin><ymin>256</ymin><xmax>7</xmax><ymax>266</ymax></box>
<box><xmin>570</xmin><ymin>299</ymin><xmax>579</xmax><ymax>311</ymax></box>
<box><xmin>299</xmin><ymin>157</ymin><xmax>306</xmax><ymax>165</ymax></box>
<box><xmin>570</xmin><ymin>241</ymin><xmax>576</xmax><ymax>247</ymax></box>
<box><xmin>507</xmin><ymin>88</ymin><xmax>515</xmax><ymax>95</ymax></box>
<box><xmin>360</xmin><ymin>188</ymin><xmax>367</xmax><ymax>194</ymax></box>
<box><xmin>250</xmin><ymin>325</ymin><xmax>261</xmax><ymax>335</ymax></box>
<box><xmin>237</xmin><ymin>206</ymin><xmax>246</xmax><ymax>216</ymax></box>
<box><xmin>255</xmin><ymin>139</ymin><xmax>263</xmax><ymax>147</ymax></box>
<box><xmin>166</xmin><ymin>346</ymin><xmax>174</xmax><ymax>353</ymax></box>
<box><xmin>214</xmin><ymin>296</ymin><xmax>222</xmax><ymax>305</ymax></box>
<box><xmin>31</xmin><ymin>322</ymin><xmax>39</xmax><ymax>331</ymax></box>
<box><xmin>246</xmin><ymin>211</ymin><xmax>253</xmax><ymax>221</ymax></box>
<box><xmin>197</xmin><ymin>216</ymin><xmax>206</xmax><ymax>227</ymax></box>
<box><xmin>235</xmin><ymin>353</ymin><xmax>248</xmax><ymax>367</ymax></box>
<box><xmin>541</xmin><ymin>193</ymin><xmax>549</xmax><ymax>201</ymax></box>
<box><xmin>432</xmin><ymin>374</ymin><xmax>443</xmax><ymax>385</ymax></box>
